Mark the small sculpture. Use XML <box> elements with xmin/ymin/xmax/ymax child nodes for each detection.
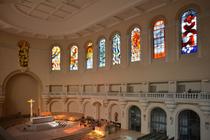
<box><xmin>18</xmin><ymin>40</ymin><xmax>30</xmax><ymax>67</ymax></box>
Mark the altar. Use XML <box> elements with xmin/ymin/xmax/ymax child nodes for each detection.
<box><xmin>24</xmin><ymin>116</ymin><xmax>60</xmax><ymax>131</ymax></box>
<box><xmin>30</xmin><ymin>116</ymin><xmax>54</xmax><ymax>124</ymax></box>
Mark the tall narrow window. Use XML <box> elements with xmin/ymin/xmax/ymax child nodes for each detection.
<box><xmin>98</xmin><ymin>38</ymin><xmax>106</xmax><ymax>68</ymax></box>
<box><xmin>51</xmin><ymin>46</ymin><xmax>61</xmax><ymax>71</ymax></box>
<box><xmin>86</xmin><ymin>42</ymin><xmax>93</xmax><ymax>69</ymax></box>
<box><xmin>181</xmin><ymin>9</ymin><xmax>198</xmax><ymax>54</ymax></box>
<box><xmin>131</xmin><ymin>27</ymin><xmax>141</xmax><ymax>62</ymax></box>
<box><xmin>112</xmin><ymin>33</ymin><xmax>121</xmax><ymax>65</ymax></box>
<box><xmin>153</xmin><ymin>20</ymin><xmax>166</xmax><ymax>59</ymax></box>
<box><xmin>70</xmin><ymin>45</ymin><xmax>78</xmax><ymax>71</ymax></box>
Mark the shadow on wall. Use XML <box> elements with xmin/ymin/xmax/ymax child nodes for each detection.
<box><xmin>4</xmin><ymin>73</ymin><xmax>39</xmax><ymax>116</ymax></box>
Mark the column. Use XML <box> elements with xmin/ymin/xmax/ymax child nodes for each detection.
<box><xmin>0</xmin><ymin>96</ymin><xmax>5</xmax><ymax>117</ymax></box>
<box><xmin>61</xmin><ymin>97</ymin><xmax>67</xmax><ymax>112</ymax></box>
<box><xmin>140</xmin><ymin>100</ymin><xmax>149</xmax><ymax>134</ymax></box>
<box><xmin>41</xmin><ymin>95</ymin><xmax>50</xmax><ymax>112</ymax></box>
<box><xmin>102</xmin><ymin>100</ymin><xmax>109</xmax><ymax>120</ymax></box>
<box><xmin>168</xmin><ymin>81</ymin><xmax>177</xmax><ymax>93</ymax></box>
<box><xmin>165</xmin><ymin>100</ymin><xmax>176</xmax><ymax>138</ymax></box>
<box><xmin>121</xmin><ymin>83</ymin><xmax>127</xmax><ymax>96</ymax></box>
<box><xmin>201</xmin><ymin>80</ymin><xmax>210</xmax><ymax>92</ymax></box>
<box><xmin>79</xmin><ymin>84</ymin><xmax>84</xmax><ymax>95</ymax></box>
<box><xmin>119</xmin><ymin>100</ymin><xmax>127</xmax><ymax>129</ymax></box>
<box><xmin>63</xmin><ymin>85</ymin><xmax>68</xmax><ymax>96</ymax></box>
<box><xmin>105</xmin><ymin>84</ymin><xmax>110</xmax><ymax>96</ymax></box>
<box><xmin>77</xmin><ymin>98</ymin><xmax>83</xmax><ymax>113</ymax></box>
<box><xmin>142</xmin><ymin>81</ymin><xmax>149</xmax><ymax>92</ymax></box>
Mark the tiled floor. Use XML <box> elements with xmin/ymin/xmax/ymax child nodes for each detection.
<box><xmin>6</xmin><ymin>122</ymin><xmax>143</xmax><ymax>140</ymax></box>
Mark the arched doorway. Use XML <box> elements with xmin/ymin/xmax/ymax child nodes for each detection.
<box><xmin>93</xmin><ymin>102</ymin><xmax>102</xmax><ymax>120</ymax></box>
<box><xmin>178</xmin><ymin>110</ymin><xmax>200</xmax><ymax>140</ymax></box>
<box><xmin>109</xmin><ymin>103</ymin><xmax>121</xmax><ymax>122</ymax></box>
<box><xmin>128</xmin><ymin>105</ymin><xmax>141</xmax><ymax>131</ymax></box>
<box><xmin>150</xmin><ymin>107</ymin><xmax>167</xmax><ymax>134</ymax></box>
<box><xmin>4</xmin><ymin>73</ymin><xmax>40</xmax><ymax>116</ymax></box>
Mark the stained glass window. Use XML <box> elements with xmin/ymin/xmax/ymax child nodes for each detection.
<box><xmin>112</xmin><ymin>33</ymin><xmax>121</xmax><ymax>65</ymax></box>
<box><xmin>181</xmin><ymin>9</ymin><xmax>198</xmax><ymax>54</ymax></box>
<box><xmin>153</xmin><ymin>20</ymin><xmax>166</xmax><ymax>59</ymax></box>
<box><xmin>98</xmin><ymin>38</ymin><xmax>106</xmax><ymax>67</ymax></box>
<box><xmin>70</xmin><ymin>45</ymin><xmax>78</xmax><ymax>71</ymax></box>
<box><xmin>131</xmin><ymin>27</ymin><xmax>141</xmax><ymax>62</ymax></box>
<box><xmin>51</xmin><ymin>46</ymin><xmax>61</xmax><ymax>71</ymax></box>
<box><xmin>86</xmin><ymin>42</ymin><xmax>93</xmax><ymax>69</ymax></box>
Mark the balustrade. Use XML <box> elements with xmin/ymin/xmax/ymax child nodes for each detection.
<box><xmin>47</xmin><ymin>91</ymin><xmax>210</xmax><ymax>103</ymax></box>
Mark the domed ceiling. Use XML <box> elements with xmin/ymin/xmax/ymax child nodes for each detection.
<box><xmin>0</xmin><ymin>0</ymin><xmax>173</xmax><ymax>39</ymax></box>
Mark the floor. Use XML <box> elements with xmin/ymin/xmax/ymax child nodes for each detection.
<box><xmin>6</xmin><ymin>122</ymin><xmax>143</xmax><ymax>140</ymax></box>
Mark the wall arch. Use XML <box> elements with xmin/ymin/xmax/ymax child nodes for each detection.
<box><xmin>50</xmin><ymin>101</ymin><xmax>63</xmax><ymax>112</ymax></box>
<box><xmin>67</xmin><ymin>101</ymin><xmax>80</xmax><ymax>113</ymax></box>
<box><xmin>124</xmin><ymin>102</ymin><xmax>142</xmax><ymax>129</ymax></box>
<box><xmin>108</xmin><ymin>102</ymin><xmax>121</xmax><ymax>122</ymax></box>
<box><xmin>173</xmin><ymin>104</ymin><xmax>204</xmax><ymax>140</ymax></box>
<box><xmin>146</xmin><ymin>103</ymin><xmax>169</xmax><ymax>134</ymax></box>
<box><xmin>2</xmin><ymin>70</ymin><xmax>42</xmax><ymax>116</ymax></box>
<box><xmin>83</xmin><ymin>101</ymin><xmax>93</xmax><ymax>118</ymax></box>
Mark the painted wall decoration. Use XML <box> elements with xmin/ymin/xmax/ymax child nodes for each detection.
<box><xmin>70</xmin><ymin>45</ymin><xmax>79</xmax><ymax>70</ymax></box>
<box><xmin>51</xmin><ymin>46</ymin><xmax>61</xmax><ymax>71</ymax></box>
<box><xmin>18</xmin><ymin>40</ymin><xmax>30</xmax><ymax>67</ymax></box>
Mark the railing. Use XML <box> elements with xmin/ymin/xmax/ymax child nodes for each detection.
<box><xmin>47</xmin><ymin>91</ymin><xmax>210</xmax><ymax>102</ymax></box>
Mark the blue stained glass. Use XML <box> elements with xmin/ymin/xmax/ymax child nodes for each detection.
<box><xmin>112</xmin><ymin>33</ymin><xmax>121</xmax><ymax>65</ymax></box>
<box><xmin>181</xmin><ymin>9</ymin><xmax>198</xmax><ymax>54</ymax></box>
<box><xmin>153</xmin><ymin>20</ymin><xmax>166</xmax><ymax>59</ymax></box>
<box><xmin>98</xmin><ymin>38</ymin><xmax>106</xmax><ymax>67</ymax></box>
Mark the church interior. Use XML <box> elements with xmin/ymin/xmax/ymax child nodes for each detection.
<box><xmin>0</xmin><ymin>0</ymin><xmax>210</xmax><ymax>140</ymax></box>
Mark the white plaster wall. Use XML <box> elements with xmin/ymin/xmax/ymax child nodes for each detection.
<box><xmin>68</xmin><ymin>101</ymin><xmax>80</xmax><ymax>113</ymax></box>
<box><xmin>84</xmin><ymin>102</ymin><xmax>94</xmax><ymax>118</ymax></box>
<box><xmin>4</xmin><ymin>74</ymin><xmax>39</xmax><ymax>116</ymax></box>
<box><xmin>110</xmin><ymin>104</ymin><xmax>121</xmax><ymax>122</ymax></box>
<box><xmin>50</xmin><ymin>101</ymin><xmax>63</xmax><ymax>112</ymax></box>
<box><xmin>0</xmin><ymin>0</ymin><xmax>209</xmax><ymax>87</ymax></box>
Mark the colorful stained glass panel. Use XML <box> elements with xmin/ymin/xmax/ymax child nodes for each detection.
<box><xmin>131</xmin><ymin>27</ymin><xmax>141</xmax><ymax>62</ymax></box>
<box><xmin>181</xmin><ymin>9</ymin><xmax>198</xmax><ymax>54</ymax></box>
<box><xmin>52</xmin><ymin>46</ymin><xmax>61</xmax><ymax>70</ymax></box>
<box><xmin>70</xmin><ymin>45</ymin><xmax>78</xmax><ymax>70</ymax></box>
<box><xmin>98</xmin><ymin>38</ymin><xmax>106</xmax><ymax>67</ymax></box>
<box><xmin>153</xmin><ymin>20</ymin><xmax>166</xmax><ymax>59</ymax></box>
<box><xmin>112</xmin><ymin>33</ymin><xmax>121</xmax><ymax>65</ymax></box>
<box><xmin>86</xmin><ymin>42</ymin><xmax>93</xmax><ymax>69</ymax></box>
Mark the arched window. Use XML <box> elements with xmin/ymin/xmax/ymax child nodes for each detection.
<box><xmin>98</xmin><ymin>38</ymin><xmax>106</xmax><ymax>68</ymax></box>
<box><xmin>151</xmin><ymin>108</ymin><xmax>167</xmax><ymax>134</ymax></box>
<box><xmin>178</xmin><ymin>110</ymin><xmax>200</xmax><ymax>140</ymax></box>
<box><xmin>131</xmin><ymin>27</ymin><xmax>141</xmax><ymax>62</ymax></box>
<box><xmin>70</xmin><ymin>45</ymin><xmax>78</xmax><ymax>71</ymax></box>
<box><xmin>51</xmin><ymin>46</ymin><xmax>61</xmax><ymax>71</ymax></box>
<box><xmin>86</xmin><ymin>42</ymin><xmax>93</xmax><ymax>69</ymax></box>
<box><xmin>153</xmin><ymin>20</ymin><xmax>166</xmax><ymax>59</ymax></box>
<box><xmin>112</xmin><ymin>33</ymin><xmax>121</xmax><ymax>65</ymax></box>
<box><xmin>128</xmin><ymin>106</ymin><xmax>141</xmax><ymax>131</ymax></box>
<box><xmin>181</xmin><ymin>9</ymin><xmax>198</xmax><ymax>54</ymax></box>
